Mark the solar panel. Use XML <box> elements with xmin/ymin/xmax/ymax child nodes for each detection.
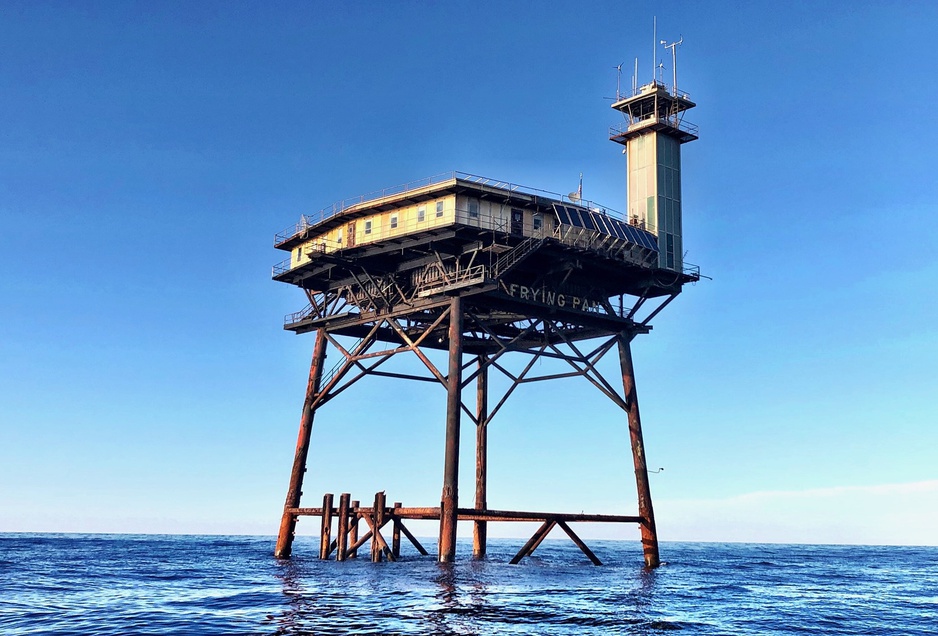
<box><xmin>565</xmin><ymin>206</ymin><xmax>583</xmax><ymax>227</ymax></box>
<box><xmin>639</xmin><ymin>229</ymin><xmax>659</xmax><ymax>251</ymax></box>
<box><xmin>553</xmin><ymin>204</ymin><xmax>571</xmax><ymax>225</ymax></box>
<box><xmin>632</xmin><ymin>227</ymin><xmax>653</xmax><ymax>250</ymax></box>
<box><xmin>553</xmin><ymin>202</ymin><xmax>659</xmax><ymax>253</ymax></box>
<box><xmin>622</xmin><ymin>224</ymin><xmax>639</xmax><ymax>244</ymax></box>
<box><xmin>620</xmin><ymin>224</ymin><xmax>645</xmax><ymax>250</ymax></box>
<box><xmin>578</xmin><ymin>208</ymin><xmax>596</xmax><ymax>230</ymax></box>
<box><xmin>592</xmin><ymin>212</ymin><xmax>612</xmax><ymax>235</ymax></box>
<box><xmin>608</xmin><ymin>218</ymin><xmax>627</xmax><ymax>240</ymax></box>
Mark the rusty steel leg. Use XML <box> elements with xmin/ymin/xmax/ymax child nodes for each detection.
<box><xmin>473</xmin><ymin>354</ymin><xmax>488</xmax><ymax>558</ymax></box>
<box><xmin>438</xmin><ymin>297</ymin><xmax>463</xmax><ymax>563</ymax></box>
<box><xmin>275</xmin><ymin>329</ymin><xmax>328</xmax><ymax>559</ymax></box>
<box><xmin>617</xmin><ymin>333</ymin><xmax>660</xmax><ymax>568</ymax></box>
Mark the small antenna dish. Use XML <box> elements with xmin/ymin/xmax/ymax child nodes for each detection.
<box><xmin>568</xmin><ymin>173</ymin><xmax>583</xmax><ymax>203</ymax></box>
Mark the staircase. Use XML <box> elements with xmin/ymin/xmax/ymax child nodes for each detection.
<box><xmin>491</xmin><ymin>237</ymin><xmax>544</xmax><ymax>279</ymax></box>
<box><xmin>317</xmin><ymin>336</ymin><xmax>366</xmax><ymax>392</ymax></box>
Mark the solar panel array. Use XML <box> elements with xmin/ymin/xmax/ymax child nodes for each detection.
<box><xmin>552</xmin><ymin>204</ymin><xmax>658</xmax><ymax>251</ymax></box>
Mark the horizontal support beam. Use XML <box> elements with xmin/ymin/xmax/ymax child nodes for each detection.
<box><xmin>456</xmin><ymin>508</ymin><xmax>642</xmax><ymax>523</ymax></box>
<box><xmin>288</xmin><ymin>506</ymin><xmax>641</xmax><ymax>524</ymax></box>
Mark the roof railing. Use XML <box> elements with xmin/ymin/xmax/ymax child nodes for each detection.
<box><xmin>614</xmin><ymin>80</ymin><xmax>692</xmax><ymax>101</ymax></box>
<box><xmin>609</xmin><ymin>116</ymin><xmax>699</xmax><ymax>139</ymax></box>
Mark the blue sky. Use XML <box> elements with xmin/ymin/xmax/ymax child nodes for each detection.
<box><xmin>1</xmin><ymin>1</ymin><xmax>936</xmax><ymax>545</ymax></box>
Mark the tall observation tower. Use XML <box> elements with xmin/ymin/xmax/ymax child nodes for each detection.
<box><xmin>269</xmin><ymin>50</ymin><xmax>699</xmax><ymax>569</ymax></box>
<box><xmin>610</xmin><ymin>74</ymin><xmax>698</xmax><ymax>271</ymax></box>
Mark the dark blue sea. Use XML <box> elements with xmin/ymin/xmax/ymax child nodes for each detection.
<box><xmin>1</xmin><ymin>535</ymin><xmax>935</xmax><ymax>635</ymax></box>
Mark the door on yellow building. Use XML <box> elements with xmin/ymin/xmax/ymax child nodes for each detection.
<box><xmin>511</xmin><ymin>208</ymin><xmax>523</xmax><ymax>236</ymax></box>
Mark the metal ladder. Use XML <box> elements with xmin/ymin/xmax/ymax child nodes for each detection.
<box><xmin>491</xmin><ymin>237</ymin><xmax>544</xmax><ymax>278</ymax></box>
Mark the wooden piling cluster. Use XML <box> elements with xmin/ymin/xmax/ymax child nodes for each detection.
<box><xmin>300</xmin><ymin>492</ymin><xmax>431</xmax><ymax>562</ymax></box>
<box><xmin>290</xmin><ymin>492</ymin><xmax>643</xmax><ymax>565</ymax></box>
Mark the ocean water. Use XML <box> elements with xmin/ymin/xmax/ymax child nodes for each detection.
<box><xmin>0</xmin><ymin>535</ymin><xmax>935</xmax><ymax>635</ymax></box>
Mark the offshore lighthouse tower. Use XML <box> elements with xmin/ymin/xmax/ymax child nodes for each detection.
<box><xmin>270</xmin><ymin>53</ymin><xmax>698</xmax><ymax>568</ymax></box>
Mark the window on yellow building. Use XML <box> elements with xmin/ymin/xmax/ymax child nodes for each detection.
<box><xmin>365</xmin><ymin>220</ymin><xmax>372</xmax><ymax>235</ymax></box>
<box><xmin>417</xmin><ymin>205</ymin><xmax>426</xmax><ymax>222</ymax></box>
<box><xmin>390</xmin><ymin>215</ymin><xmax>398</xmax><ymax>229</ymax></box>
<box><xmin>436</xmin><ymin>201</ymin><xmax>444</xmax><ymax>217</ymax></box>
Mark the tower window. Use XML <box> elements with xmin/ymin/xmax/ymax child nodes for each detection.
<box><xmin>436</xmin><ymin>201</ymin><xmax>444</xmax><ymax>217</ymax></box>
<box><xmin>337</xmin><ymin>229</ymin><xmax>343</xmax><ymax>245</ymax></box>
<box><xmin>533</xmin><ymin>214</ymin><xmax>543</xmax><ymax>230</ymax></box>
<box><xmin>364</xmin><ymin>220</ymin><xmax>372</xmax><ymax>235</ymax></box>
<box><xmin>390</xmin><ymin>215</ymin><xmax>398</xmax><ymax>229</ymax></box>
<box><xmin>469</xmin><ymin>200</ymin><xmax>479</xmax><ymax>219</ymax></box>
<box><xmin>417</xmin><ymin>205</ymin><xmax>426</xmax><ymax>222</ymax></box>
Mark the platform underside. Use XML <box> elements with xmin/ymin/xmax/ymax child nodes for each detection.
<box><xmin>274</xmin><ymin>223</ymin><xmax>696</xmax><ymax>352</ymax></box>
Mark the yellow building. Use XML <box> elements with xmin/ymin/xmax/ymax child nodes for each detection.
<box><xmin>274</xmin><ymin>172</ymin><xmax>670</xmax><ymax>283</ymax></box>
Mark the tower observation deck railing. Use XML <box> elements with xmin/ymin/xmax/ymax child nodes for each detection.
<box><xmin>273</xmin><ymin>172</ymin><xmax>621</xmax><ymax>246</ymax></box>
<box><xmin>609</xmin><ymin>117</ymin><xmax>699</xmax><ymax>140</ymax></box>
<box><xmin>614</xmin><ymin>80</ymin><xmax>690</xmax><ymax>101</ymax></box>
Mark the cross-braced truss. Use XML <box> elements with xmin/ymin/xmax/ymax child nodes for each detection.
<box><xmin>274</xmin><ymin>235</ymin><xmax>684</xmax><ymax>567</ymax></box>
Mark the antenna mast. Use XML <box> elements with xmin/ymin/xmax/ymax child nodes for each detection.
<box><xmin>652</xmin><ymin>16</ymin><xmax>657</xmax><ymax>84</ymax></box>
<box><xmin>661</xmin><ymin>36</ymin><xmax>683</xmax><ymax>96</ymax></box>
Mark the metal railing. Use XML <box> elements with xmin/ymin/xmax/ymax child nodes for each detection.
<box><xmin>492</xmin><ymin>237</ymin><xmax>542</xmax><ymax>278</ymax></box>
<box><xmin>317</xmin><ymin>336</ymin><xmax>366</xmax><ymax>390</ymax></box>
<box><xmin>272</xmin><ymin>244</ymin><xmax>329</xmax><ymax>277</ymax></box>
<box><xmin>613</xmin><ymin>80</ymin><xmax>692</xmax><ymax>101</ymax></box>
<box><xmin>609</xmin><ymin>116</ymin><xmax>699</xmax><ymax>139</ymax></box>
<box><xmin>274</xmin><ymin>172</ymin><xmax>459</xmax><ymax>245</ymax></box>
<box><xmin>272</xmin><ymin>258</ymin><xmax>292</xmax><ymax>277</ymax></box>
<box><xmin>284</xmin><ymin>304</ymin><xmax>315</xmax><ymax>326</ymax></box>
<box><xmin>414</xmin><ymin>264</ymin><xmax>487</xmax><ymax>297</ymax></box>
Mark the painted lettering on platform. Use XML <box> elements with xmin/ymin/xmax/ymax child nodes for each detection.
<box><xmin>502</xmin><ymin>282</ymin><xmax>601</xmax><ymax>312</ymax></box>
